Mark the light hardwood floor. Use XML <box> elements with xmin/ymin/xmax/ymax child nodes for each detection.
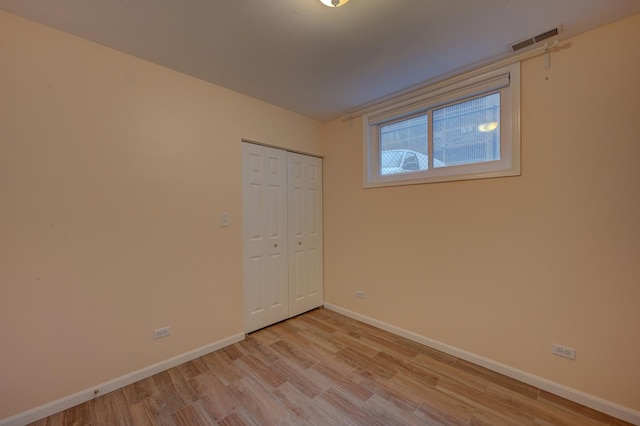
<box><xmin>30</xmin><ymin>308</ymin><xmax>631</xmax><ymax>425</ymax></box>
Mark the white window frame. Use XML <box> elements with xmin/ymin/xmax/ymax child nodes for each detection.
<box><xmin>363</xmin><ymin>63</ymin><xmax>521</xmax><ymax>187</ymax></box>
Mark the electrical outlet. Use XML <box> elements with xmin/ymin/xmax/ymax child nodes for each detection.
<box><xmin>552</xmin><ymin>343</ymin><xmax>576</xmax><ymax>360</ymax></box>
<box><xmin>153</xmin><ymin>327</ymin><xmax>170</xmax><ymax>340</ymax></box>
<box><xmin>356</xmin><ymin>290</ymin><xmax>365</xmax><ymax>299</ymax></box>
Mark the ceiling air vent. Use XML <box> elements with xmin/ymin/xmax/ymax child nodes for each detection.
<box><xmin>510</xmin><ymin>26</ymin><xmax>561</xmax><ymax>52</ymax></box>
<box><xmin>534</xmin><ymin>27</ymin><xmax>560</xmax><ymax>43</ymax></box>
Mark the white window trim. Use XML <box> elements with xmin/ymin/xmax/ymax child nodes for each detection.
<box><xmin>363</xmin><ymin>62</ymin><xmax>521</xmax><ymax>187</ymax></box>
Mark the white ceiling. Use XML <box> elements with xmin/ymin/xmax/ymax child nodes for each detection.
<box><xmin>1</xmin><ymin>0</ymin><xmax>639</xmax><ymax>121</ymax></box>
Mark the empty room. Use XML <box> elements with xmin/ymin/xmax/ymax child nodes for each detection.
<box><xmin>1</xmin><ymin>1</ymin><xmax>639</xmax><ymax>425</ymax></box>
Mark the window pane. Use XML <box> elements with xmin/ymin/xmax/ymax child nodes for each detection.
<box><xmin>433</xmin><ymin>93</ymin><xmax>500</xmax><ymax>167</ymax></box>
<box><xmin>379</xmin><ymin>114</ymin><xmax>428</xmax><ymax>175</ymax></box>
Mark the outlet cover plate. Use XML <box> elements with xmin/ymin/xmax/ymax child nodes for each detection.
<box><xmin>153</xmin><ymin>327</ymin><xmax>170</xmax><ymax>340</ymax></box>
<box><xmin>552</xmin><ymin>343</ymin><xmax>576</xmax><ymax>360</ymax></box>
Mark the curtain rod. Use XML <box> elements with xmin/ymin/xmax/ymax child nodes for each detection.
<box><xmin>342</xmin><ymin>42</ymin><xmax>563</xmax><ymax>121</ymax></box>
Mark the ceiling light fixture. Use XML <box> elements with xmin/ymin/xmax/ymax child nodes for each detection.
<box><xmin>320</xmin><ymin>0</ymin><xmax>350</xmax><ymax>7</ymax></box>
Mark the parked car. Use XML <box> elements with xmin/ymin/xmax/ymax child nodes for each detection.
<box><xmin>380</xmin><ymin>149</ymin><xmax>446</xmax><ymax>175</ymax></box>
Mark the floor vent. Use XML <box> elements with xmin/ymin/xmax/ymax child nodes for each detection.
<box><xmin>511</xmin><ymin>26</ymin><xmax>561</xmax><ymax>52</ymax></box>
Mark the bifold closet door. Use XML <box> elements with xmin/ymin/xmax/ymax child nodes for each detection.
<box><xmin>242</xmin><ymin>143</ymin><xmax>289</xmax><ymax>333</ymax></box>
<box><xmin>287</xmin><ymin>152</ymin><xmax>323</xmax><ymax>317</ymax></box>
<box><xmin>242</xmin><ymin>142</ymin><xmax>323</xmax><ymax>333</ymax></box>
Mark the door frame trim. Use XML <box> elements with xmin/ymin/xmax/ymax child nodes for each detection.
<box><xmin>241</xmin><ymin>138</ymin><xmax>323</xmax><ymax>159</ymax></box>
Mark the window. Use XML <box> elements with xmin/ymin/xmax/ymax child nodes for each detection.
<box><xmin>364</xmin><ymin>63</ymin><xmax>520</xmax><ymax>187</ymax></box>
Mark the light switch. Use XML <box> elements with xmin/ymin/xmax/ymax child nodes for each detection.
<box><xmin>219</xmin><ymin>213</ymin><xmax>230</xmax><ymax>227</ymax></box>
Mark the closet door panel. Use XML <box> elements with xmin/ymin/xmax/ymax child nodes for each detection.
<box><xmin>288</xmin><ymin>152</ymin><xmax>323</xmax><ymax>317</ymax></box>
<box><xmin>242</xmin><ymin>143</ymin><xmax>289</xmax><ymax>333</ymax></box>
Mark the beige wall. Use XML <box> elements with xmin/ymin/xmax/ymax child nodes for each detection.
<box><xmin>0</xmin><ymin>11</ymin><xmax>322</xmax><ymax>419</ymax></box>
<box><xmin>324</xmin><ymin>14</ymin><xmax>640</xmax><ymax>412</ymax></box>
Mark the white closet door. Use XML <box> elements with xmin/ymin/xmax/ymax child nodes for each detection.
<box><xmin>242</xmin><ymin>143</ymin><xmax>289</xmax><ymax>333</ymax></box>
<box><xmin>287</xmin><ymin>152</ymin><xmax>324</xmax><ymax>317</ymax></box>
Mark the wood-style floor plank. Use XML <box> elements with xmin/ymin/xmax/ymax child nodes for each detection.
<box><xmin>171</xmin><ymin>401</ymin><xmax>216</xmax><ymax>426</ymax></box>
<box><xmin>272</xmin><ymin>382</ymin><xmax>338</xmax><ymax>426</ymax></box>
<box><xmin>27</xmin><ymin>308</ymin><xmax>633</xmax><ymax>426</ymax></box>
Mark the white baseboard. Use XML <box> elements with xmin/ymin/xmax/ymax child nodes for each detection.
<box><xmin>0</xmin><ymin>332</ymin><xmax>245</xmax><ymax>426</ymax></box>
<box><xmin>323</xmin><ymin>303</ymin><xmax>640</xmax><ymax>425</ymax></box>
